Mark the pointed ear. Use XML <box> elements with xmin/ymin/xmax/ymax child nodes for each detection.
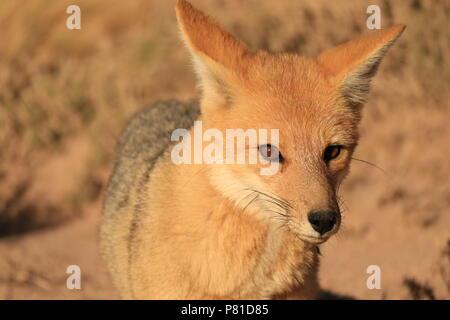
<box><xmin>175</xmin><ymin>0</ymin><xmax>251</xmax><ymax>108</ymax></box>
<box><xmin>318</xmin><ymin>25</ymin><xmax>406</xmax><ymax>108</ymax></box>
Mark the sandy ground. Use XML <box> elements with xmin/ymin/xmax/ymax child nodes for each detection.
<box><xmin>0</xmin><ymin>99</ymin><xmax>448</xmax><ymax>300</ymax></box>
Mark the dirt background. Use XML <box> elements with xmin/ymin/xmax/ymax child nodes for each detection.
<box><xmin>0</xmin><ymin>0</ymin><xmax>449</xmax><ymax>299</ymax></box>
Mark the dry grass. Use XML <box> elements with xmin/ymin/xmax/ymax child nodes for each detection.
<box><xmin>0</xmin><ymin>0</ymin><xmax>449</xmax><ymax>233</ymax></box>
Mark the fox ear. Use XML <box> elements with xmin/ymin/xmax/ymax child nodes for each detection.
<box><xmin>175</xmin><ymin>0</ymin><xmax>250</xmax><ymax>109</ymax></box>
<box><xmin>318</xmin><ymin>25</ymin><xmax>406</xmax><ymax>108</ymax></box>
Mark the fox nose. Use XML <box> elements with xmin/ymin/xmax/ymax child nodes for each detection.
<box><xmin>308</xmin><ymin>209</ymin><xmax>338</xmax><ymax>235</ymax></box>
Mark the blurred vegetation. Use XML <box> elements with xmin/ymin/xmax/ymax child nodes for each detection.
<box><xmin>0</xmin><ymin>0</ymin><xmax>448</xmax><ymax>235</ymax></box>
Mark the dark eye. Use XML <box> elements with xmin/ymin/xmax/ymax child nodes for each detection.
<box><xmin>323</xmin><ymin>145</ymin><xmax>342</xmax><ymax>162</ymax></box>
<box><xmin>259</xmin><ymin>144</ymin><xmax>283</xmax><ymax>162</ymax></box>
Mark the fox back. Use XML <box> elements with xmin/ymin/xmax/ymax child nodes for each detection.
<box><xmin>100</xmin><ymin>0</ymin><xmax>405</xmax><ymax>299</ymax></box>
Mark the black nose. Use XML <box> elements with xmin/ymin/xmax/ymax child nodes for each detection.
<box><xmin>308</xmin><ymin>209</ymin><xmax>338</xmax><ymax>235</ymax></box>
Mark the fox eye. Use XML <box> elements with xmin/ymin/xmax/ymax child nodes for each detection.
<box><xmin>259</xmin><ymin>144</ymin><xmax>283</xmax><ymax>162</ymax></box>
<box><xmin>323</xmin><ymin>145</ymin><xmax>342</xmax><ymax>162</ymax></box>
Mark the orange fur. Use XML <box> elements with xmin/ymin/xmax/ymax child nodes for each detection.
<box><xmin>100</xmin><ymin>0</ymin><xmax>405</xmax><ymax>299</ymax></box>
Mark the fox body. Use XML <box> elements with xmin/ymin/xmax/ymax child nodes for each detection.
<box><xmin>100</xmin><ymin>0</ymin><xmax>405</xmax><ymax>299</ymax></box>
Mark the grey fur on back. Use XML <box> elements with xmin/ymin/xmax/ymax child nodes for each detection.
<box><xmin>101</xmin><ymin>100</ymin><xmax>200</xmax><ymax>295</ymax></box>
<box><xmin>104</xmin><ymin>99</ymin><xmax>200</xmax><ymax>218</ymax></box>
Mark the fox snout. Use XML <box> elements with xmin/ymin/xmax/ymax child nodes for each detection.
<box><xmin>308</xmin><ymin>209</ymin><xmax>339</xmax><ymax>236</ymax></box>
<box><xmin>288</xmin><ymin>206</ymin><xmax>341</xmax><ymax>245</ymax></box>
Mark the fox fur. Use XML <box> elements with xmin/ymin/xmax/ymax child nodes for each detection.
<box><xmin>100</xmin><ymin>0</ymin><xmax>405</xmax><ymax>299</ymax></box>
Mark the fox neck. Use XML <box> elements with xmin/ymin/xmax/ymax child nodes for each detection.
<box><xmin>172</xmin><ymin>158</ymin><xmax>318</xmax><ymax>293</ymax></box>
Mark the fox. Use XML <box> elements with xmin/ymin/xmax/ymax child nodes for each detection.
<box><xmin>100</xmin><ymin>0</ymin><xmax>405</xmax><ymax>299</ymax></box>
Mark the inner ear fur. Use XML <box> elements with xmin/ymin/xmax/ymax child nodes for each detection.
<box><xmin>318</xmin><ymin>25</ymin><xmax>406</xmax><ymax>108</ymax></box>
<box><xmin>175</xmin><ymin>0</ymin><xmax>252</xmax><ymax>108</ymax></box>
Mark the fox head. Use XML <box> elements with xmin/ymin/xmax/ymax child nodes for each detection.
<box><xmin>176</xmin><ymin>0</ymin><xmax>405</xmax><ymax>244</ymax></box>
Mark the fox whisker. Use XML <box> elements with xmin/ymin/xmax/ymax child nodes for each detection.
<box><xmin>246</xmin><ymin>188</ymin><xmax>293</xmax><ymax>210</ymax></box>
<box><xmin>242</xmin><ymin>192</ymin><xmax>260</xmax><ymax>214</ymax></box>
<box><xmin>253</xmin><ymin>198</ymin><xmax>289</xmax><ymax>212</ymax></box>
<box><xmin>351</xmin><ymin>157</ymin><xmax>386</xmax><ymax>174</ymax></box>
<box><xmin>237</xmin><ymin>190</ymin><xmax>258</xmax><ymax>209</ymax></box>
